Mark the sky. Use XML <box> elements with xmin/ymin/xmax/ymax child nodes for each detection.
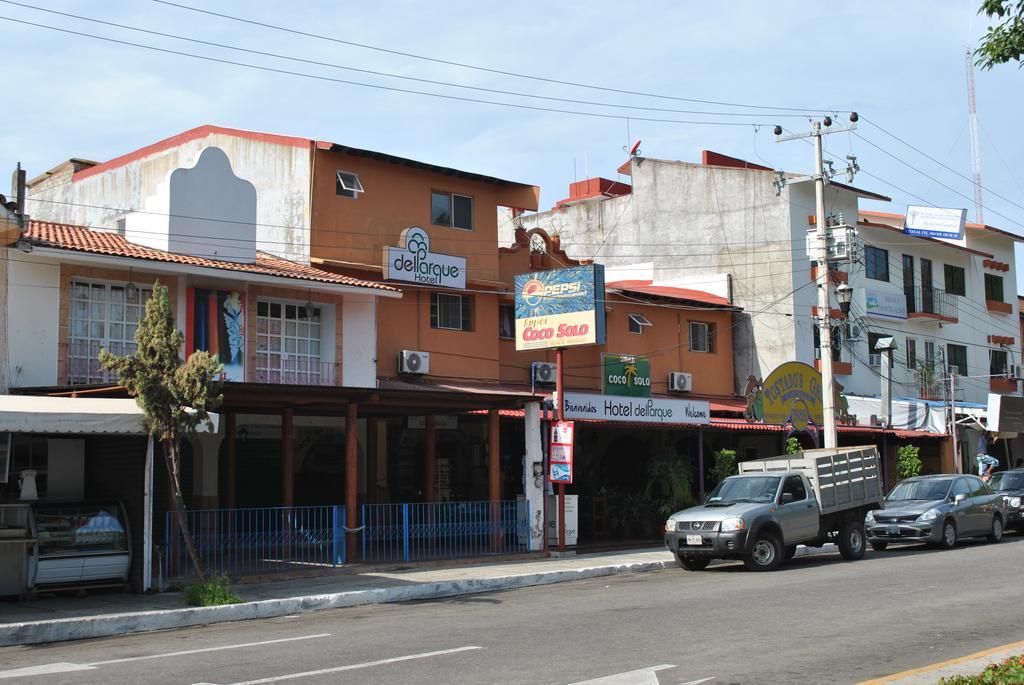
<box><xmin>2</xmin><ymin>1</ymin><xmax>1023</xmax><ymax>289</ymax></box>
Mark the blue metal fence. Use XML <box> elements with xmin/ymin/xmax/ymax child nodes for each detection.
<box><xmin>164</xmin><ymin>505</ymin><xmax>345</xmax><ymax>580</ymax></box>
<box><xmin>362</xmin><ymin>500</ymin><xmax>529</xmax><ymax>563</ymax></box>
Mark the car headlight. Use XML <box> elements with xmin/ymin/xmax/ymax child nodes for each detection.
<box><xmin>865</xmin><ymin>510</ymin><xmax>876</xmax><ymax>523</ymax></box>
<box><xmin>720</xmin><ymin>517</ymin><xmax>747</xmax><ymax>532</ymax></box>
<box><xmin>1010</xmin><ymin>497</ymin><xmax>1021</xmax><ymax>509</ymax></box>
<box><xmin>918</xmin><ymin>508</ymin><xmax>941</xmax><ymax>522</ymax></box>
<box><xmin>665</xmin><ymin>520</ymin><xmax>678</xmax><ymax>532</ymax></box>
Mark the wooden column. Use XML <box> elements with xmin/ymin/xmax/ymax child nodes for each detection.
<box><xmin>346</xmin><ymin>402</ymin><xmax>359</xmax><ymax>556</ymax></box>
<box><xmin>365</xmin><ymin>418</ymin><xmax>378</xmax><ymax>505</ymax></box>
<box><xmin>281</xmin><ymin>408</ymin><xmax>294</xmax><ymax>508</ymax></box>
<box><xmin>224</xmin><ymin>413</ymin><xmax>237</xmax><ymax>510</ymax></box>
<box><xmin>488</xmin><ymin>409</ymin><xmax>501</xmax><ymax>551</ymax></box>
<box><xmin>425</xmin><ymin>415</ymin><xmax>437</xmax><ymax>503</ymax></box>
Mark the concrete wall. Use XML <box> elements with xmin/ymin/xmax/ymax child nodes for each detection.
<box><xmin>7</xmin><ymin>251</ymin><xmax>60</xmax><ymax>387</ymax></box>
<box><xmin>27</xmin><ymin>130</ymin><xmax>311</xmax><ymax>263</ymax></box>
<box><xmin>342</xmin><ymin>294</ymin><xmax>377</xmax><ymax>388</ymax></box>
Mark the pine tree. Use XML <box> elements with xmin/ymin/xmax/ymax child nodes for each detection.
<box><xmin>101</xmin><ymin>282</ymin><xmax>223</xmax><ymax>579</ymax></box>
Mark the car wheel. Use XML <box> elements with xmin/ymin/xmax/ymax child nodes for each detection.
<box><xmin>784</xmin><ymin>545</ymin><xmax>797</xmax><ymax>560</ymax></box>
<box><xmin>869</xmin><ymin>540</ymin><xmax>888</xmax><ymax>552</ymax></box>
<box><xmin>676</xmin><ymin>555</ymin><xmax>710</xmax><ymax>571</ymax></box>
<box><xmin>938</xmin><ymin>520</ymin><xmax>957</xmax><ymax>549</ymax></box>
<box><xmin>988</xmin><ymin>516</ymin><xmax>1003</xmax><ymax>543</ymax></box>
<box><xmin>743</xmin><ymin>532</ymin><xmax>782</xmax><ymax>571</ymax></box>
<box><xmin>838</xmin><ymin>521</ymin><xmax>866</xmax><ymax>560</ymax></box>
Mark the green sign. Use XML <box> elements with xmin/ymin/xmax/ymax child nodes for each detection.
<box><xmin>602</xmin><ymin>354</ymin><xmax>652</xmax><ymax>397</ymax></box>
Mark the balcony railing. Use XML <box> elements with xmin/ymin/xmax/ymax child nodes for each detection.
<box><xmin>904</xmin><ymin>286</ymin><xmax>958</xmax><ymax>322</ymax></box>
<box><xmin>249</xmin><ymin>356</ymin><xmax>340</xmax><ymax>387</ymax></box>
<box><xmin>63</xmin><ymin>340</ymin><xmax>135</xmax><ymax>385</ymax></box>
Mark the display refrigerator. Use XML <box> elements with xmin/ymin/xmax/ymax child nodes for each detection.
<box><xmin>29</xmin><ymin>500</ymin><xmax>131</xmax><ymax>588</ymax></box>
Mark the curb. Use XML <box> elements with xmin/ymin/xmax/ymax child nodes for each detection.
<box><xmin>0</xmin><ymin>544</ymin><xmax>840</xmax><ymax>647</ymax></box>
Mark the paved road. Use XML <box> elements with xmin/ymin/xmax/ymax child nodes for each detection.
<box><xmin>2</xmin><ymin>537</ymin><xmax>1023</xmax><ymax>685</ymax></box>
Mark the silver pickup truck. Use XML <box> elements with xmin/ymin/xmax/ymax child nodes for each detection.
<box><xmin>664</xmin><ymin>446</ymin><xmax>884</xmax><ymax>571</ymax></box>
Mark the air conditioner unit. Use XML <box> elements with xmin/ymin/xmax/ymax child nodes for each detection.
<box><xmin>532</xmin><ymin>362</ymin><xmax>556</xmax><ymax>385</ymax></box>
<box><xmin>668</xmin><ymin>371</ymin><xmax>692</xmax><ymax>393</ymax></box>
<box><xmin>1009</xmin><ymin>365</ymin><xmax>1023</xmax><ymax>380</ymax></box>
<box><xmin>399</xmin><ymin>349</ymin><xmax>430</xmax><ymax>375</ymax></box>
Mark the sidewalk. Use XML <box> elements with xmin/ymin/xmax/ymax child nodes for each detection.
<box><xmin>858</xmin><ymin>639</ymin><xmax>1024</xmax><ymax>684</ymax></box>
<box><xmin>0</xmin><ymin>544</ymin><xmax>836</xmax><ymax>647</ymax></box>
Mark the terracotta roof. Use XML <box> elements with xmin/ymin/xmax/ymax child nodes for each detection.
<box><xmin>23</xmin><ymin>221</ymin><xmax>398</xmax><ymax>293</ymax></box>
<box><xmin>606</xmin><ymin>280</ymin><xmax>738</xmax><ymax>309</ymax></box>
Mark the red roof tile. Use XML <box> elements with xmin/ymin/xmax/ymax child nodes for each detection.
<box><xmin>607</xmin><ymin>280</ymin><xmax>736</xmax><ymax>308</ymax></box>
<box><xmin>24</xmin><ymin>221</ymin><xmax>398</xmax><ymax>293</ymax></box>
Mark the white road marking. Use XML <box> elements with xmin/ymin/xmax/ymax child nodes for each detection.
<box><xmin>205</xmin><ymin>645</ymin><xmax>483</xmax><ymax>685</ymax></box>
<box><xmin>677</xmin><ymin>678</ymin><xmax>715</xmax><ymax>685</ymax></box>
<box><xmin>0</xmin><ymin>663</ymin><xmax>96</xmax><ymax>679</ymax></box>
<box><xmin>0</xmin><ymin>634</ymin><xmax>330</xmax><ymax>680</ymax></box>
<box><xmin>86</xmin><ymin>633</ymin><xmax>331</xmax><ymax>666</ymax></box>
<box><xmin>567</xmin><ymin>664</ymin><xmax>676</xmax><ymax>685</ymax></box>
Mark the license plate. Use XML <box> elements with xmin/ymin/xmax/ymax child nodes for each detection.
<box><xmin>887</xmin><ymin>524</ymin><xmax>901</xmax><ymax>536</ymax></box>
<box><xmin>685</xmin><ymin>534</ymin><xmax>703</xmax><ymax>546</ymax></box>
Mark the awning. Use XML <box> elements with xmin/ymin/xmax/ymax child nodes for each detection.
<box><xmin>0</xmin><ymin>396</ymin><xmax>219</xmax><ymax>435</ymax></box>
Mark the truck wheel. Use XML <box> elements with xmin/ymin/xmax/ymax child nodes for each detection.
<box><xmin>988</xmin><ymin>516</ymin><xmax>1003</xmax><ymax>543</ymax></box>
<box><xmin>784</xmin><ymin>545</ymin><xmax>797</xmax><ymax>560</ymax></box>
<box><xmin>938</xmin><ymin>520</ymin><xmax>957</xmax><ymax>549</ymax></box>
<box><xmin>676</xmin><ymin>555</ymin><xmax>710</xmax><ymax>571</ymax></box>
<box><xmin>838</xmin><ymin>521</ymin><xmax>866</xmax><ymax>560</ymax></box>
<box><xmin>869</xmin><ymin>541</ymin><xmax>888</xmax><ymax>551</ymax></box>
<box><xmin>743</xmin><ymin>532</ymin><xmax>782</xmax><ymax>571</ymax></box>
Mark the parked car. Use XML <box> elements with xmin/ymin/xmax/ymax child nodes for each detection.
<box><xmin>865</xmin><ymin>474</ymin><xmax>1007</xmax><ymax>550</ymax></box>
<box><xmin>664</xmin><ymin>446</ymin><xmax>883</xmax><ymax>572</ymax></box>
<box><xmin>988</xmin><ymin>469</ymin><xmax>1024</xmax><ymax>532</ymax></box>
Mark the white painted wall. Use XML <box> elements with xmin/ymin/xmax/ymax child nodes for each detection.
<box><xmin>28</xmin><ymin>131</ymin><xmax>311</xmax><ymax>263</ymax></box>
<box><xmin>6</xmin><ymin>252</ymin><xmax>59</xmax><ymax>387</ymax></box>
<box><xmin>342</xmin><ymin>294</ymin><xmax>377</xmax><ymax>388</ymax></box>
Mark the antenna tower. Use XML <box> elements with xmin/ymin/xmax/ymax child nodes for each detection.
<box><xmin>965</xmin><ymin>47</ymin><xmax>984</xmax><ymax>224</ymax></box>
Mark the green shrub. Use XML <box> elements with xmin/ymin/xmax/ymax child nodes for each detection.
<box><xmin>939</xmin><ymin>654</ymin><xmax>1024</xmax><ymax>684</ymax></box>
<box><xmin>897</xmin><ymin>444</ymin><xmax>922</xmax><ymax>480</ymax></box>
<box><xmin>785</xmin><ymin>437</ymin><xmax>802</xmax><ymax>454</ymax></box>
<box><xmin>711</xmin><ymin>449</ymin><xmax>737</xmax><ymax>486</ymax></box>
<box><xmin>185</xmin><ymin>577</ymin><xmax>243</xmax><ymax>607</ymax></box>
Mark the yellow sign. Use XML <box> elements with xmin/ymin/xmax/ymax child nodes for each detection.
<box><xmin>761</xmin><ymin>362</ymin><xmax>824</xmax><ymax>427</ymax></box>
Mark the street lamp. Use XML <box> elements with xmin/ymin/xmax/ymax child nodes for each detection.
<box><xmin>835</xmin><ymin>283</ymin><xmax>853</xmax><ymax>316</ymax></box>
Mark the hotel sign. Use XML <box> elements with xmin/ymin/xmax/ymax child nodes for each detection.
<box><xmin>383</xmin><ymin>227</ymin><xmax>466</xmax><ymax>289</ymax></box>
<box><xmin>514</xmin><ymin>265</ymin><xmax>607</xmax><ymax>351</ymax></box>
<box><xmin>561</xmin><ymin>391</ymin><xmax>709</xmax><ymax>425</ymax></box>
<box><xmin>903</xmin><ymin>205</ymin><xmax>967</xmax><ymax>240</ymax></box>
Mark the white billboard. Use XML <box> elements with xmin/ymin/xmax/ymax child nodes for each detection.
<box><xmin>903</xmin><ymin>206</ymin><xmax>967</xmax><ymax>240</ymax></box>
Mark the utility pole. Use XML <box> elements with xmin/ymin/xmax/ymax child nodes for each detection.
<box><xmin>775</xmin><ymin>115</ymin><xmax>860</xmax><ymax>449</ymax></box>
<box><xmin>950</xmin><ymin>370</ymin><xmax>960</xmax><ymax>474</ymax></box>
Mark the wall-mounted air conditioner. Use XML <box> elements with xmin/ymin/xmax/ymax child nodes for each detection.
<box><xmin>399</xmin><ymin>350</ymin><xmax>430</xmax><ymax>375</ymax></box>
<box><xmin>1009</xmin><ymin>365</ymin><xmax>1023</xmax><ymax>380</ymax></box>
<box><xmin>532</xmin><ymin>362</ymin><xmax>556</xmax><ymax>385</ymax></box>
<box><xmin>668</xmin><ymin>371</ymin><xmax>692</xmax><ymax>393</ymax></box>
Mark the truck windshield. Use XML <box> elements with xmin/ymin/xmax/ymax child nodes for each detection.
<box><xmin>989</xmin><ymin>472</ymin><xmax>1024</xmax><ymax>491</ymax></box>
<box><xmin>888</xmin><ymin>478</ymin><xmax>952</xmax><ymax>501</ymax></box>
<box><xmin>708</xmin><ymin>476</ymin><xmax>781</xmax><ymax>504</ymax></box>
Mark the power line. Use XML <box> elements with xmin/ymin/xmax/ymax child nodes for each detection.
<box><xmin>0</xmin><ymin>1</ymin><xmax>820</xmax><ymax>121</ymax></box>
<box><xmin>150</xmin><ymin>0</ymin><xmax>839</xmax><ymax>114</ymax></box>
<box><xmin>0</xmin><ymin>15</ymin><xmax>783</xmax><ymax>128</ymax></box>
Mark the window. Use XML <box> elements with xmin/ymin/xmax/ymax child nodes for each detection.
<box><xmin>68</xmin><ymin>280</ymin><xmax>152</xmax><ymax>382</ymax></box>
<box><xmin>335</xmin><ymin>171</ymin><xmax>364</xmax><ymax>198</ymax></box>
<box><xmin>813</xmin><ymin>325</ymin><xmax>842</xmax><ymax>361</ymax></box>
<box><xmin>925</xmin><ymin>341</ymin><xmax>936</xmax><ymax>366</ymax></box>
<box><xmin>781</xmin><ymin>475</ymin><xmax>807</xmax><ymax>503</ymax></box>
<box><xmin>498</xmin><ymin>303</ymin><xmax>515</xmax><ymax>339</ymax></box>
<box><xmin>629</xmin><ymin>313</ymin><xmax>653</xmax><ymax>335</ymax></box>
<box><xmin>688</xmin><ymin>321</ymin><xmax>716</xmax><ymax>352</ymax></box>
<box><xmin>865</xmin><ymin>245</ymin><xmax>889</xmax><ymax>281</ymax></box>
<box><xmin>947</xmin><ymin>343</ymin><xmax>968</xmax><ymax>377</ymax></box>
<box><xmin>985</xmin><ymin>273</ymin><xmax>1005</xmax><ymax>302</ymax></box>
<box><xmin>969</xmin><ymin>476</ymin><xmax>993</xmax><ymax>497</ymax></box>
<box><xmin>952</xmin><ymin>478</ymin><xmax>972</xmax><ymax>499</ymax></box>
<box><xmin>430</xmin><ymin>191</ymin><xmax>473</xmax><ymax>230</ymax></box>
<box><xmin>944</xmin><ymin>264</ymin><xmax>966</xmax><ymax>296</ymax></box>
<box><xmin>991</xmin><ymin>349</ymin><xmax>1009</xmax><ymax>377</ymax></box>
<box><xmin>430</xmin><ymin>293</ymin><xmax>473</xmax><ymax>331</ymax></box>
<box><xmin>903</xmin><ymin>255</ymin><xmax>916</xmax><ymax>313</ymax></box>
<box><xmin>906</xmin><ymin>338</ymin><xmax>917</xmax><ymax>370</ymax></box>
<box><xmin>256</xmin><ymin>300</ymin><xmax>323</xmax><ymax>383</ymax></box>
<box><xmin>867</xmin><ymin>332</ymin><xmax>888</xmax><ymax>367</ymax></box>
<box><xmin>115</xmin><ymin>218</ymin><xmax>126</xmax><ymax>236</ymax></box>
